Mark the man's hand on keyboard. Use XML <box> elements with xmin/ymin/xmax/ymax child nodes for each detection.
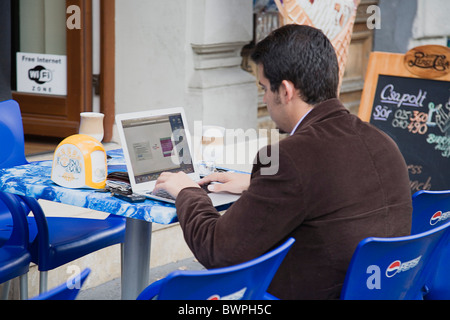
<box><xmin>198</xmin><ymin>172</ymin><xmax>250</xmax><ymax>195</ymax></box>
<box><xmin>154</xmin><ymin>172</ymin><xmax>200</xmax><ymax>198</ymax></box>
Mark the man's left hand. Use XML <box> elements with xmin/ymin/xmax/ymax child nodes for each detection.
<box><xmin>154</xmin><ymin>172</ymin><xmax>200</xmax><ymax>198</ymax></box>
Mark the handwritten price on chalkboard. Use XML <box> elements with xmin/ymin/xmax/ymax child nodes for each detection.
<box><xmin>392</xmin><ymin>110</ymin><xmax>429</xmax><ymax>135</ymax></box>
<box><xmin>392</xmin><ymin>110</ymin><xmax>410</xmax><ymax>129</ymax></box>
<box><xmin>408</xmin><ymin>111</ymin><xmax>428</xmax><ymax>135</ymax></box>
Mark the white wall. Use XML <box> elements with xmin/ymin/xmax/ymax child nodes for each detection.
<box><xmin>410</xmin><ymin>0</ymin><xmax>450</xmax><ymax>48</ymax></box>
<box><xmin>374</xmin><ymin>0</ymin><xmax>450</xmax><ymax>53</ymax></box>
<box><xmin>114</xmin><ymin>0</ymin><xmax>256</xmax><ymax>142</ymax></box>
<box><xmin>115</xmin><ymin>0</ymin><xmax>188</xmax><ymax>114</ymax></box>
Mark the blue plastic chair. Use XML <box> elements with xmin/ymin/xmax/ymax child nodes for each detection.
<box><xmin>0</xmin><ymin>199</ymin><xmax>14</xmax><ymax>247</ymax></box>
<box><xmin>17</xmin><ymin>196</ymin><xmax>125</xmax><ymax>293</ymax></box>
<box><xmin>31</xmin><ymin>268</ymin><xmax>90</xmax><ymax>300</ymax></box>
<box><xmin>137</xmin><ymin>237</ymin><xmax>295</xmax><ymax>300</ymax></box>
<box><xmin>411</xmin><ymin>190</ymin><xmax>450</xmax><ymax>300</ymax></box>
<box><xmin>0</xmin><ymin>192</ymin><xmax>31</xmax><ymax>300</ymax></box>
<box><xmin>411</xmin><ymin>190</ymin><xmax>450</xmax><ymax>234</ymax></box>
<box><xmin>0</xmin><ymin>100</ymin><xmax>28</xmax><ymax>168</ymax></box>
<box><xmin>341</xmin><ymin>220</ymin><xmax>450</xmax><ymax>300</ymax></box>
<box><xmin>0</xmin><ymin>99</ymin><xmax>126</xmax><ymax>294</ymax></box>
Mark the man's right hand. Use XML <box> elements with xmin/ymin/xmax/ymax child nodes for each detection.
<box><xmin>198</xmin><ymin>172</ymin><xmax>250</xmax><ymax>195</ymax></box>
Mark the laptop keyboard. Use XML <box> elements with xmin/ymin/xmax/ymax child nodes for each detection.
<box><xmin>148</xmin><ymin>189</ymin><xmax>176</xmax><ymax>201</ymax></box>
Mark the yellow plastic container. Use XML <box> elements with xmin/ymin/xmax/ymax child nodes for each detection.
<box><xmin>51</xmin><ymin>134</ymin><xmax>107</xmax><ymax>189</ymax></box>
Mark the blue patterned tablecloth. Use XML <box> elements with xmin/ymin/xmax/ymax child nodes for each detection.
<box><xmin>0</xmin><ymin>149</ymin><xmax>178</xmax><ymax>224</ymax></box>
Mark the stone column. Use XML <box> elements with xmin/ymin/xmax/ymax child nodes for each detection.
<box><xmin>186</xmin><ymin>0</ymin><xmax>257</xmax><ymax>131</ymax></box>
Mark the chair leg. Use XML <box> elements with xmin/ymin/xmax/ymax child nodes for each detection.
<box><xmin>39</xmin><ymin>271</ymin><xmax>48</xmax><ymax>294</ymax></box>
<box><xmin>20</xmin><ymin>274</ymin><xmax>28</xmax><ymax>300</ymax></box>
<box><xmin>0</xmin><ymin>280</ymin><xmax>11</xmax><ymax>300</ymax></box>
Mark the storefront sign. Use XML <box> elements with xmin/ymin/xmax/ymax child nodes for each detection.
<box><xmin>16</xmin><ymin>52</ymin><xmax>67</xmax><ymax>96</ymax></box>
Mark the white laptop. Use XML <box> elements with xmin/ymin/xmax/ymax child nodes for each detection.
<box><xmin>115</xmin><ymin>107</ymin><xmax>240</xmax><ymax>206</ymax></box>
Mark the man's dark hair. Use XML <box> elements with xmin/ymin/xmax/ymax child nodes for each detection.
<box><xmin>251</xmin><ymin>24</ymin><xmax>339</xmax><ymax>105</ymax></box>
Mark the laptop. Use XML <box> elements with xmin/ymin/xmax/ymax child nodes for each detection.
<box><xmin>115</xmin><ymin>107</ymin><xmax>240</xmax><ymax>206</ymax></box>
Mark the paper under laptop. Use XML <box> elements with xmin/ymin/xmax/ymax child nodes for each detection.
<box><xmin>115</xmin><ymin>107</ymin><xmax>240</xmax><ymax>206</ymax></box>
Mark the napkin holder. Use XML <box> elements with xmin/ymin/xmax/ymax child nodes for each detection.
<box><xmin>51</xmin><ymin>134</ymin><xmax>107</xmax><ymax>189</ymax></box>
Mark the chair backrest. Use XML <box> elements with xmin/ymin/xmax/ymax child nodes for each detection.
<box><xmin>140</xmin><ymin>238</ymin><xmax>295</xmax><ymax>300</ymax></box>
<box><xmin>31</xmin><ymin>268</ymin><xmax>90</xmax><ymax>300</ymax></box>
<box><xmin>0</xmin><ymin>99</ymin><xmax>28</xmax><ymax>168</ymax></box>
<box><xmin>412</xmin><ymin>190</ymin><xmax>450</xmax><ymax>300</ymax></box>
<box><xmin>341</xmin><ymin>221</ymin><xmax>450</xmax><ymax>300</ymax></box>
<box><xmin>411</xmin><ymin>190</ymin><xmax>450</xmax><ymax>235</ymax></box>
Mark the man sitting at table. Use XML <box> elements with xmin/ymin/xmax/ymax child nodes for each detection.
<box><xmin>154</xmin><ymin>24</ymin><xmax>412</xmax><ymax>300</ymax></box>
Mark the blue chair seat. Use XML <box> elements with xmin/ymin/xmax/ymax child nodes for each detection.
<box><xmin>29</xmin><ymin>215</ymin><xmax>125</xmax><ymax>270</ymax></box>
<box><xmin>1</xmin><ymin>204</ymin><xmax>125</xmax><ymax>269</ymax></box>
<box><xmin>0</xmin><ymin>197</ymin><xmax>125</xmax><ymax>272</ymax></box>
<box><xmin>18</xmin><ymin>195</ymin><xmax>125</xmax><ymax>276</ymax></box>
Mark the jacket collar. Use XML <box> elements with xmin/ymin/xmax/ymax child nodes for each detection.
<box><xmin>293</xmin><ymin>98</ymin><xmax>349</xmax><ymax>135</ymax></box>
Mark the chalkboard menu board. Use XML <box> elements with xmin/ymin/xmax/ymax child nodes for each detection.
<box><xmin>359</xmin><ymin>46</ymin><xmax>450</xmax><ymax>194</ymax></box>
<box><xmin>369</xmin><ymin>74</ymin><xmax>449</xmax><ymax>193</ymax></box>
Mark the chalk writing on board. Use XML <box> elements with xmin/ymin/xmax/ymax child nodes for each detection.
<box><xmin>425</xmin><ymin>99</ymin><xmax>450</xmax><ymax>158</ymax></box>
<box><xmin>427</xmin><ymin>134</ymin><xmax>450</xmax><ymax>158</ymax></box>
<box><xmin>379</xmin><ymin>84</ymin><xmax>427</xmax><ymax>108</ymax></box>
<box><xmin>408</xmin><ymin>111</ymin><xmax>428</xmax><ymax>135</ymax></box>
<box><xmin>427</xmin><ymin>99</ymin><xmax>450</xmax><ymax>135</ymax></box>
<box><xmin>372</xmin><ymin>82</ymin><xmax>449</xmax><ymax>142</ymax></box>
<box><xmin>372</xmin><ymin>105</ymin><xmax>392</xmax><ymax>121</ymax></box>
<box><xmin>391</xmin><ymin>109</ymin><xmax>411</xmax><ymax>129</ymax></box>
<box><xmin>407</xmin><ymin>163</ymin><xmax>432</xmax><ymax>192</ymax></box>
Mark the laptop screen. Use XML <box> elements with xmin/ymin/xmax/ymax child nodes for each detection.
<box><xmin>120</xmin><ymin>113</ymin><xmax>195</xmax><ymax>184</ymax></box>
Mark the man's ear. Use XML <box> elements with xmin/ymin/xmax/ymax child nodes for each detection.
<box><xmin>280</xmin><ymin>80</ymin><xmax>295</xmax><ymax>103</ymax></box>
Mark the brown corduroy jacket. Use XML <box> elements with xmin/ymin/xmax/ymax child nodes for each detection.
<box><xmin>175</xmin><ymin>98</ymin><xmax>412</xmax><ymax>300</ymax></box>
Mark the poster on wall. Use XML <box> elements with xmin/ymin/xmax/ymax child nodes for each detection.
<box><xmin>16</xmin><ymin>52</ymin><xmax>67</xmax><ymax>96</ymax></box>
<box><xmin>274</xmin><ymin>0</ymin><xmax>360</xmax><ymax>88</ymax></box>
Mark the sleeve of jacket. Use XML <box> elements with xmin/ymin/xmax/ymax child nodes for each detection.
<box><xmin>175</xmin><ymin>144</ymin><xmax>305</xmax><ymax>269</ymax></box>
